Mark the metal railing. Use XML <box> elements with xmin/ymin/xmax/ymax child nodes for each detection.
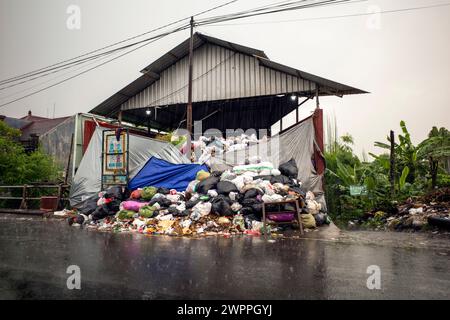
<box><xmin>0</xmin><ymin>184</ymin><xmax>70</xmax><ymax>213</ymax></box>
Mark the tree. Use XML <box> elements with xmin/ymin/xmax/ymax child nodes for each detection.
<box><xmin>417</xmin><ymin>127</ymin><xmax>450</xmax><ymax>188</ymax></box>
<box><xmin>374</xmin><ymin>120</ymin><xmax>418</xmax><ymax>184</ymax></box>
<box><xmin>0</xmin><ymin>121</ymin><xmax>59</xmax><ymax>184</ymax></box>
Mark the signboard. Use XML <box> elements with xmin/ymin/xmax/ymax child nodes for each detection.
<box><xmin>101</xmin><ymin>129</ymin><xmax>129</xmax><ymax>189</ymax></box>
<box><xmin>350</xmin><ymin>185</ymin><xmax>368</xmax><ymax>196</ymax></box>
<box><xmin>105</xmin><ymin>133</ymin><xmax>126</xmax><ymax>171</ymax></box>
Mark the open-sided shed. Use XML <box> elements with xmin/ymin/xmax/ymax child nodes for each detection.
<box><xmin>90</xmin><ymin>32</ymin><xmax>366</xmax><ymax>134</ymax></box>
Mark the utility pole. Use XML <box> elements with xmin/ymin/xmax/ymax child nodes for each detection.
<box><xmin>187</xmin><ymin>16</ymin><xmax>194</xmax><ymax>161</ymax></box>
<box><xmin>187</xmin><ymin>16</ymin><xmax>194</xmax><ymax>133</ymax></box>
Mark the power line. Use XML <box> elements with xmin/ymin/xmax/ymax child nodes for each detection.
<box><xmin>196</xmin><ymin>0</ymin><xmax>350</xmax><ymax>25</ymax></box>
<box><xmin>0</xmin><ymin>50</ymin><xmax>125</xmax><ymax>101</ymax></box>
<box><xmin>0</xmin><ymin>1</ymin><xmax>334</xmax><ymax>94</ymax></box>
<box><xmin>202</xmin><ymin>2</ymin><xmax>450</xmax><ymax>26</ymax></box>
<box><xmin>0</xmin><ymin>49</ymin><xmax>127</xmax><ymax>91</ymax></box>
<box><xmin>0</xmin><ymin>26</ymin><xmax>188</xmax><ymax>108</ymax></box>
<box><xmin>0</xmin><ymin>0</ymin><xmax>330</xmax><ymax>90</ymax></box>
<box><xmin>0</xmin><ymin>0</ymin><xmax>360</xmax><ymax>109</ymax></box>
<box><xmin>0</xmin><ymin>0</ymin><xmax>239</xmax><ymax>86</ymax></box>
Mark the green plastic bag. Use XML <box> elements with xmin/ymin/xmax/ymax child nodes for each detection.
<box><xmin>139</xmin><ymin>205</ymin><xmax>156</xmax><ymax>218</ymax></box>
<box><xmin>117</xmin><ymin>210</ymin><xmax>135</xmax><ymax>220</ymax></box>
<box><xmin>141</xmin><ymin>186</ymin><xmax>158</xmax><ymax>200</ymax></box>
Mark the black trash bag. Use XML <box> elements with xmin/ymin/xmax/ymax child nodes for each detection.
<box><xmin>240</xmin><ymin>207</ymin><xmax>254</xmax><ymax>216</ymax></box>
<box><xmin>168</xmin><ymin>207</ymin><xmax>180</xmax><ymax>216</ymax></box>
<box><xmin>314</xmin><ymin>213</ymin><xmax>327</xmax><ymax>226</ymax></box>
<box><xmin>210</xmin><ymin>171</ymin><xmax>223</xmax><ymax>177</ymax></box>
<box><xmin>240</xmin><ymin>198</ymin><xmax>259</xmax><ymax>207</ymax></box>
<box><xmin>157</xmin><ymin>187</ymin><xmax>170</xmax><ymax>195</ymax></box>
<box><xmin>254</xmin><ymin>175</ymin><xmax>272</xmax><ymax>181</ymax></box>
<box><xmin>278</xmin><ymin>158</ymin><xmax>298</xmax><ymax>179</ymax></box>
<box><xmin>177</xmin><ymin>209</ymin><xmax>191</xmax><ymax>217</ymax></box>
<box><xmin>149</xmin><ymin>197</ymin><xmax>172</xmax><ymax>208</ymax></box>
<box><xmin>78</xmin><ymin>195</ymin><xmax>99</xmax><ymax>215</ymax></box>
<box><xmin>211</xmin><ymin>195</ymin><xmax>233</xmax><ymax>216</ymax></box>
<box><xmin>217</xmin><ymin>181</ymin><xmax>238</xmax><ymax>195</ymax></box>
<box><xmin>104</xmin><ymin>185</ymin><xmax>128</xmax><ymax>201</ymax></box>
<box><xmin>233</xmin><ymin>193</ymin><xmax>244</xmax><ymax>203</ymax></box>
<box><xmin>68</xmin><ymin>215</ymin><xmax>86</xmax><ymax>226</ymax></box>
<box><xmin>270</xmin><ymin>175</ymin><xmax>290</xmax><ymax>184</ymax></box>
<box><xmin>244</xmin><ymin>188</ymin><xmax>264</xmax><ymax>199</ymax></box>
<box><xmin>196</xmin><ymin>176</ymin><xmax>220</xmax><ymax>194</ymax></box>
<box><xmin>287</xmin><ymin>178</ymin><xmax>301</xmax><ymax>188</ymax></box>
<box><xmin>91</xmin><ymin>199</ymin><xmax>121</xmax><ymax>221</ymax></box>
<box><xmin>251</xmin><ymin>203</ymin><xmax>263</xmax><ymax>215</ymax></box>
<box><xmin>289</xmin><ymin>186</ymin><xmax>306</xmax><ymax>197</ymax></box>
<box><xmin>240</xmin><ymin>198</ymin><xmax>263</xmax><ymax>216</ymax></box>
<box><xmin>185</xmin><ymin>198</ymin><xmax>201</xmax><ymax>209</ymax></box>
<box><xmin>211</xmin><ymin>194</ymin><xmax>232</xmax><ymax>204</ymax></box>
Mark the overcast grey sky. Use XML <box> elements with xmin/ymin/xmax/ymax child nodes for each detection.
<box><xmin>0</xmin><ymin>0</ymin><xmax>449</xmax><ymax>156</ymax></box>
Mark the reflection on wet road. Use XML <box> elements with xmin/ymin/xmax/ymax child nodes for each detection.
<box><xmin>0</xmin><ymin>215</ymin><xmax>449</xmax><ymax>299</ymax></box>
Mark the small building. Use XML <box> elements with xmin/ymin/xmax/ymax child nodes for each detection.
<box><xmin>1</xmin><ymin>111</ymin><xmax>70</xmax><ymax>152</ymax></box>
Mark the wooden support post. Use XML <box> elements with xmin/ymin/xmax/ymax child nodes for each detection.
<box><xmin>295</xmin><ymin>199</ymin><xmax>304</xmax><ymax>235</ymax></box>
<box><xmin>390</xmin><ymin>130</ymin><xmax>396</xmax><ymax>197</ymax></box>
<box><xmin>64</xmin><ymin>133</ymin><xmax>74</xmax><ymax>185</ymax></box>
<box><xmin>316</xmin><ymin>86</ymin><xmax>320</xmax><ymax>109</ymax></box>
<box><xmin>313</xmin><ymin>108</ymin><xmax>325</xmax><ymax>175</ymax></box>
<box><xmin>186</xmin><ymin>16</ymin><xmax>194</xmax><ymax>161</ymax></box>
<box><xmin>57</xmin><ymin>184</ymin><xmax>63</xmax><ymax>210</ymax></box>
<box><xmin>118</xmin><ymin>110</ymin><xmax>123</xmax><ymax>125</ymax></box>
<box><xmin>19</xmin><ymin>185</ymin><xmax>27</xmax><ymax>209</ymax></box>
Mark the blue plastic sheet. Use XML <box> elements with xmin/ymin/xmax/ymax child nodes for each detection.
<box><xmin>128</xmin><ymin>157</ymin><xmax>208</xmax><ymax>191</ymax></box>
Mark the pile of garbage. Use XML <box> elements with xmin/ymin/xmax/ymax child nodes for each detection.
<box><xmin>68</xmin><ymin>159</ymin><xmax>330</xmax><ymax>237</ymax></box>
<box><xmin>350</xmin><ymin>188</ymin><xmax>450</xmax><ymax>232</ymax></box>
<box><xmin>176</xmin><ymin>133</ymin><xmax>266</xmax><ymax>163</ymax></box>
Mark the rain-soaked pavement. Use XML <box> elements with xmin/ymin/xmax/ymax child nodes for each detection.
<box><xmin>0</xmin><ymin>214</ymin><xmax>449</xmax><ymax>300</ymax></box>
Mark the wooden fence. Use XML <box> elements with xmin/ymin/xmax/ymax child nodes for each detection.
<box><xmin>0</xmin><ymin>184</ymin><xmax>70</xmax><ymax>214</ymax></box>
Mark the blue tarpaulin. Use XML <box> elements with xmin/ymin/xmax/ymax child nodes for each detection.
<box><xmin>128</xmin><ymin>157</ymin><xmax>208</xmax><ymax>191</ymax></box>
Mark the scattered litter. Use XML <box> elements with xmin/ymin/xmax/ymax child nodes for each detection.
<box><xmin>68</xmin><ymin>157</ymin><xmax>329</xmax><ymax>237</ymax></box>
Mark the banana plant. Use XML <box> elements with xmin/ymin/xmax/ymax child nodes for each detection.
<box><xmin>417</xmin><ymin>127</ymin><xmax>450</xmax><ymax>188</ymax></box>
<box><xmin>374</xmin><ymin>120</ymin><xmax>418</xmax><ymax>184</ymax></box>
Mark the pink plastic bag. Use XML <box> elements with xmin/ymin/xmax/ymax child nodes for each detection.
<box><xmin>121</xmin><ymin>200</ymin><xmax>149</xmax><ymax>212</ymax></box>
<box><xmin>267</xmin><ymin>212</ymin><xmax>295</xmax><ymax>222</ymax></box>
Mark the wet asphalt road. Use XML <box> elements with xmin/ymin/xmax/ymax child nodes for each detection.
<box><xmin>0</xmin><ymin>214</ymin><xmax>449</xmax><ymax>300</ymax></box>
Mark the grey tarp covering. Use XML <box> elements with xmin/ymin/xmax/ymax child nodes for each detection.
<box><xmin>70</xmin><ymin>127</ymin><xmax>188</xmax><ymax>207</ymax></box>
<box><xmin>208</xmin><ymin>116</ymin><xmax>326</xmax><ymax>208</ymax></box>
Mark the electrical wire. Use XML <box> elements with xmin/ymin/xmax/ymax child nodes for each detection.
<box><xmin>203</xmin><ymin>1</ymin><xmax>450</xmax><ymax>26</ymax></box>
<box><xmin>0</xmin><ymin>1</ymin><xmax>242</xmax><ymax>107</ymax></box>
<box><xmin>0</xmin><ymin>0</ymin><xmax>239</xmax><ymax>86</ymax></box>
<box><xmin>3</xmin><ymin>0</ymin><xmax>435</xmax><ymax>109</ymax></box>
<box><xmin>0</xmin><ymin>48</ymin><xmax>128</xmax><ymax>91</ymax></box>
<box><xmin>0</xmin><ymin>49</ymin><xmax>125</xmax><ymax>101</ymax></box>
<box><xmin>196</xmin><ymin>0</ymin><xmax>348</xmax><ymax>25</ymax></box>
<box><xmin>0</xmin><ymin>25</ymin><xmax>189</xmax><ymax>108</ymax></box>
<box><xmin>0</xmin><ymin>0</ymin><xmax>334</xmax><ymax>90</ymax></box>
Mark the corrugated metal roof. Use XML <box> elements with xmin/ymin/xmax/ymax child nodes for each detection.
<box><xmin>2</xmin><ymin>117</ymin><xmax>31</xmax><ymax>130</ymax></box>
<box><xmin>90</xmin><ymin>32</ymin><xmax>367</xmax><ymax>118</ymax></box>
<box><xmin>20</xmin><ymin>116</ymin><xmax>70</xmax><ymax>140</ymax></box>
<box><xmin>140</xmin><ymin>33</ymin><xmax>268</xmax><ymax>75</ymax></box>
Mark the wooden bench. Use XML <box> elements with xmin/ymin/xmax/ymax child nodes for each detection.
<box><xmin>262</xmin><ymin>199</ymin><xmax>304</xmax><ymax>236</ymax></box>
